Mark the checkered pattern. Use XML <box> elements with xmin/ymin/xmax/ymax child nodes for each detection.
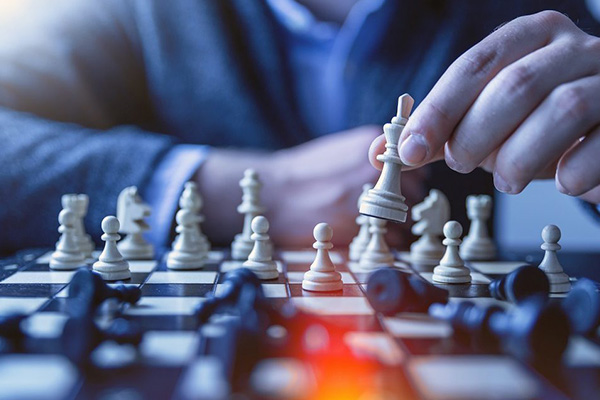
<box><xmin>0</xmin><ymin>247</ymin><xmax>598</xmax><ymax>400</ymax></box>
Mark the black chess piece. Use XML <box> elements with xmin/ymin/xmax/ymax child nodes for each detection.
<box><xmin>366</xmin><ymin>267</ymin><xmax>448</xmax><ymax>315</ymax></box>
<box><xmin>0</xmin><ymin>313</ymin><xmax>26</xmax><ymax>353</ymax></box>
<box><xmin>62</xmin><ymin>315</ymin><xmax>143</xmax><ymax>368</ymax></box>
<box><xmin>195</xmin><ymin>268</ymin><xmax>265</xmax><ymax>323</ymax></box>
<box><xmin>562</xmin><ymin>278</ymin><xmax>600</xmax><ymax>335</ymax></box>
<box><xmin>429</xmin><ymin>295</ymin><xmax>570</xmax><ymax>363</ymax></box>
<box><xmin>488</xmin><ymin>265</ymin><xmax>550</xmax><ymax>303</ymax></box>
<box><xmin>68</xmin><ymin>268</ymin><xmax>141</xmax><ymax>316</ymax></box>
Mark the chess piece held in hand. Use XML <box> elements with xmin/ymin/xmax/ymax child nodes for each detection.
<box><xmin>360</xmin><ymin>94</ymin><xmax>413</xmax><ymax>223</ymax></box>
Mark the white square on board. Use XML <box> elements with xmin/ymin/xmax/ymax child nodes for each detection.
<box><xmin>1</xmin><ymin>271</ymin><xmax>75</xmax><ymax>284</ymax></box>
<box><xmin>123</xmin><ymin>296</ymin><xmax>204</xmax><ymax>315</ymax></box>
<box><xmin>409</xmin><ymin>356</ymin><xmax>539</xmax><ymax>400</ymax></box>
<box><xmin>128</xmin><ymin>260</ymin><xmax>157</xmax><ymax>273</ymax></box>
<box><xmin>383</xmin><ymin>313</ymin><xmax>453</xmax><ymax>339</ymax></box>
<box><xmin>141</xmin><ymin>331</ymin><xmax>200</xmax><ymax>366</ymax></box>
<box><xmin>145</xmin><ymin>271</ymin><xmax>217</xmax><ymax>284</ymax></box>
<box><xmin>220</xmin><ymin>261</ymin><xmax>283</xmax><ymax>273</ymax></box>
<box><xmin>291</xmin><ymin>297</ymin><xmax>372</xmax><ymax>315</ymax></box>
<box><xmin>469</xmin><ymin>261</ymin><xmax>526</xmax><ymax>275</ymax></box>
<box><xmin>214</xmin><ymin>283</ymin><xmax>288</xmax><ymax>298</ymax></box>
<box><xmin>21</xmin><ymin>312</ymin><xmax>69</xmax><ymax>338</ymax></box>
<box><xmin>343</xmin><ymin>332</ymin><xmax>405</xmax><ymax>366</ymax></box>
<box><xmin>0</xmin><ymin>297</ymin><xmax>48</xmax><ymax>314</ymax></box>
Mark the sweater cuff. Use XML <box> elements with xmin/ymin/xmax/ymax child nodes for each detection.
<box><xmin>143</xmin><ymin>144</ymin><xmax>208</xmax><ymax>248</ymax></box>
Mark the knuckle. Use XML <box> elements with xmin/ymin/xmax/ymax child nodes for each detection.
<box><xmin>533</xmin><ymin>10</ymin><xmax>571</xmax><ymax>29</ymax></box>
<box><xmin>551</xmin><ymin>85</ymin><xmax>590</xmax><ymax>123</ymax></box>
<box><xmin>495</xmin><ymin>63</ymin><xmax>537</xmax><ymax>95</ymax></box>
<box><xmin>458</xmin><ymin>47</ymin><xmax>499</xmax><ymax>78</ymax></box>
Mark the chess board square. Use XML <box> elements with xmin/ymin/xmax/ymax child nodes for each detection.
<box><xmin>214</xmin><ymin>283</ymin><xmax>288</xmax><ymax>298</ymax></box>
<box><xmin>288</xmin><ymin>284</ymin><xmax>363</xmax><ymax>297</ymax></box>
<box><xmin>207</xmin><ymin>251</ymin><xmax>225</xmax><ymax>262</ymax></box>
<box><xmin>280</xmin><ymin>250</ymin><xmax>343</xmax><ymax>264</ymax></box>
<box><xmin>0</xmin><ymin>284</ymin><xmax>65</xmax><ymax>297</ymax></box>
<box><xmin>564</xmin><ymin>337</ymin><xmax>600</xmax><ymax>367</ymax></box>
<box><xmin>347</xmin><ymin>261</ymin><xmax>412</xmax><ymax>275</ymax></box>
<box><xmin>21</xmin><ymin>312</ymin><xmax>69</xmax><ymax>338</ymax></box>
<box><xmin>1</xmin><ymin>271</ymin><xmax>75</xmax><ymax>284</ymax></box>
<box><xmin>129</xmin><ymin>260</ymin><xmax>158</xmax><ymax>273</ymax></box>
<box><xmin>468</xmin><ymin>261</ymin><xmax>526</xmax><ymax>275</ymax></box>
<box><xmin>123</xmin><ymin>296</ymin><xmax>205</xmax><ymax>315</ymax></box>
<box><xmin>145</xmin><ymin>271</ymin><xmax>217</xmax><ymax>284</ymax></box>
<box><xmin>291</xmin><ymin>297</ymin><xmax>373</xmax><ymax>315</ymax></box>
<box><xmin>0</xmin><ymin>355</ymin><xmax>79</xmax><ymax>400</ymax></box>
<box><xmin>141</xmin><ymin>331</ymin><xmax>200</xmax><ymax>366</ymax></box>
<box><xmin>220</xmin><ymin>260</ymin><xmax>283</xmax><ymax>273</ymax></box>
<box><xmin>286</xmin><ymin>271</ymin><xmax>356</xmax><ymax>284</ymax></box>
<box><xmin>409</xmin><ymin>356</ymin><xmax>540</xmax><ymax>400</ymax></box>
<box><xmin>142</xmin><ymin>284</ymin><xmax>214</xmax><ymax>297</ymax></box>
<box><xmin>383</xmin><ymin>314</ymin><xmax>452</xmax><ymax>338</ymax></box>
<box><xmin>343</xmin><ymin>331</ymin><xmax>405</xmax><ymax>366</ymax></box>
<box><xmin>0</xmin><ymin>297</ymin><xmax>49</xmax><ymax>314</ymax></box>
<box><xmin>420</xmin><ymin>271</ymin><xmax>491</xmax><ymax>285</ymax></box>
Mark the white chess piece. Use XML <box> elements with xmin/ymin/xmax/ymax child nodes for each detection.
<box><xmin>359</xmin><ymin>94</ymin><xmax>413</xmax><ymax>223</ymax></box>
<box><xmin>93</xmin><ymin>216</ymin><xmax>131</xmax><ymax>281</ymax></box>
<box><xmin>410</xmin><ymin>189</ymin><xmax>450</xmax><ymax>267</ymax></box>
<box><xmin>538</xmin><ymin>224</ymin><xmax>571</xmax><ymax>293</ymax></box>
<box><xmin>432</xmin><ymin>221</ymin><xmax>471</xmax><ymax>284</ymax></box>
<box><xmin>359</xmin><ymin>217</ymin><xmax>395</xmax><ymax>270</ymax></box>
<box><xmin>232</xmin><ymin>169</ymin><xmax>266</xmax><ymax>260</ymax></box>
<box><xmin>116</xmin><ymin>186</ymin><xmax>154</xmax><ymax>260</ymax></box>
<box><xmin>302</xmin><ymin>223</ymin><xmax>343</xmax><ymax>292</ymax></box>
<box><xmin>242</xmin><ymin>216</ymin><xmax>278</xmax><ymax>280</ymax></box>
<box><xmin>50</xmin><ymin>209</ymin><xmax>86</xmax><ymax>270</ymax></box>
<box><xmin>61</xmin><ymin>194</ymin><xmax>94</xmax><ymax>258</ymax></box>
<box><xmin>178</xmin><ymin>181</ymin><xmax>210</xmax><ymax>253</ymax></box>
<box><xmin>460</xmin><ymin>195</ymin><xmax>497</xmax><ymax>261</ymax></box>
<box><xmin>349</xmin><ymin>184</ymin><xmax>373</xmax><ymax>261</ymax></box>
<box><xmin>167</xmin><ymin>209</ymin><xmax>206</xmax><ymax>270</ymax></box>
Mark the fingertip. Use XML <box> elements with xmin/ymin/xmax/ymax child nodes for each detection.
<box><xmin>368</xmin><ymin>134</ymin><xmax>386</xmax><ymax>171</ymax></box>
<box><xmin>399</xmin><ymin>132</ymin><xmax>429</xmax><ymax>166</ymax></box>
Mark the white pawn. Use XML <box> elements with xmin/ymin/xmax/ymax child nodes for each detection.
<box><xmin>242</xmin><ymin>216</ymin><xmax>278</xmax><ymax>280</ymax></box>
<box><xmin>50</xmin><ymin>209</ymin><xmax>86</xmax><ymax>270</ymax></box>
<box><xmin>432</xmin><ymin>221</ymin><xmax>471</xmax><ymax>284</ymax></box>
<box><xmin>460</xmin><ymin>195</ymin><xmax>496</xmax><ymax>261</ymax></box>
<box><xmin>349</xmin><ymin>184</ymin><xmax>373</xmax><ymax>261</ymax></box>
<box><xmin>232</xmin><ymin>169</ymin><xmax>266</xmax><ymax>260</ymax></box>
<box><xmin>179</xmin><ymin>181</ymin><xmax>210</xmax><ymax>253</ymax></box>
<box><xmin>93</xmin><ymin>216</ymin><xmax>131</xmax><ymax>281</ymax></box>
<box><xmin>302</xmin><ymin>223</ymin><xmax>343</xmax><ymax>292</ymax></box>
<box><xmin>167</xmin><ymin>209</ymin><xmax>206</xmax><ymax>270</ymax></box>
<box><xmin>538</xmin><ymin>225</ymin><xmax>571</xmax><ymax>293</ymax></box>
<box><xmin>410</xmin><ymin>189</ymin><xmax>450</xmax><ymax>267</ymax></box>
<box><xmin>359</xmin><ymin>217</ymin><xmax>395</xmax><ymax>270</ymax></box>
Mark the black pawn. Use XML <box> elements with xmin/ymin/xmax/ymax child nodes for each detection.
<box><xmin>195</xmin><ymin>268</ymin><xmax>264</xmax><ymax>323</ymax></box>
<box><xmin>489</xmin><ymin>265</ymin><xmax>550</xmax><ymax>303</ymax></box>
<box><xmin>68</xmin><ymin>268</ymin><xmax>141</xmax><ymax>316</ymax></box>
<box><xmin>562</xmin><ymin>278</ymin><xmax>600</xmax><ymax>335</ymax></box>
<box><xmin>489</xmin><ymin>295</ymin><xmax>570</xmax><ymax>363</ymax></box>
<box><xmin>62</xmin><ymin>316</ymin><xmax>143</xmax><ymax>367</ymax></box>
<box><xmin>367</xmin><ymin>267</ymin><xmax>448</xmax><ymax>315</ymax></box>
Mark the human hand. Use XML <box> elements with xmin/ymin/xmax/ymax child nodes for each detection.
<box><xmin>369</xmin><ymin>11</ymin><xmax>600</xmax><ymax>203</ymax></box>
<box><xmin>198</xmin><ymin>126</ymin><xmax>424</xmax><ymax>247</ymax></box>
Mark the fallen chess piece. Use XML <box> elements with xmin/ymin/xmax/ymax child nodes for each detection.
<box><xmin>62</xmin><ymin>315</ymin><xmax>143</xmax><ymax>369</ymax></box>
<box><xmin>366</xmin><ymin>267</ymin><xmax>448</xmax><ymax>315</ymax></box>
<box><xmin>488</xmin><ymin>265</ymin><xmax>550</xmax><ymax>304</ymax></box>
<box><xmin>0</xmin><ymin>313</ymin><xmax>26</xmax><ymax>353</ymax></box>
<box><xmin>562</xmin><ymin>278</ymin><xmax>600</xmax><ymax>335</ymax></box>
<box><xmin>429</xmin><ymin>295</ymin><xmax>570</xmax><ymax>364</ymax></box>
<box><xmin>68</xmin><ymin>268</ymin><xmax>141</xmax><ymax>317</ymax></box>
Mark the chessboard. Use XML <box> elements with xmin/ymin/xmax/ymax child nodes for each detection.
<box><xmin>1</xmin><ymin>246</ymin><xmax>599</xmax><ymax>400</ymax></box>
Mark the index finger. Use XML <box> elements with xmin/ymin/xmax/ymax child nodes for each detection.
<box><xmin>398</xmin><ymin>11</ymin><xmax>574</xmax><ymax>167</ymax></box>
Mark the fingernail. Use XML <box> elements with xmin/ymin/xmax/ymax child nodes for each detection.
<box><xmin>445</xmin><ymin>151</ymin><xmax>469</xmax><ymax>173</ymax></box>
<box><xmin>399</xmin><ymin>134</ymin><xmax>428</xmax><ymax>166</ymax></box>
<box><xmin>493</xmin><ymin>172</ymin><xmax>513</xmax><ymax>194</ymax></box>
<box><xmin>556</xmin><ymin>176</ymin><xmax>571</xmax><ymax>195</ymax></box>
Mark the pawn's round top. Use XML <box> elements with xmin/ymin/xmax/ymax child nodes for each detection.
<box><xmin>101</xmin><ymin>216</ymin><xmax>120</xmax><ymax>234</ymax></box>
<box><xmin>542</xmin><ymin>224</ymin><xmax>560</xmax><ymax>243</ymax></box>
<box><xmin>244</xmin><ymin>168</ymin><xmax>258</xmax><ymax>179</ymax></box>
<box><xmin>59</xmin><ymin>209</ymin><xmax>77</xmax><ymax>226</ymax></box>
<box><xmin>444</xmin><ymin>220</ymin><xmax>462</xmax><ymax>239</ymax></box>
<box><xmin>314</xmin><ymin>223</ymin><xmax>333</xmax><ymax>242</ymax></box>
<box><xmin>251</xmin><ymin>215</ymin><xmax>269</xmax><ymax>234</ymax></box>
<box><xmin>176</xmin><ymin>209</ymin><xmax>194</xmax><ymax>225</ymax></box>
